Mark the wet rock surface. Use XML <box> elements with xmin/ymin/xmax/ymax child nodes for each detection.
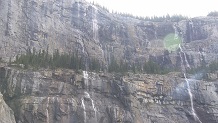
<box><xmin>0</xmin><ymin>0</ymin><xmax>218</xmax><ymax>123</ymax></box>
<box><xmin>0</xmin><ymin>67</ymin><xmax>218</xmax><ymax>123</ymax></box>
<box><xmin>0</xmin><ymin>0</ymin><xmax>218</xmax><ymax>68</ymax></box>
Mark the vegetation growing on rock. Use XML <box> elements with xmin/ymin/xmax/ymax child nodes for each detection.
<box><xmin>13</xmin><ymin>48</ymin><xmax>171</xmax><ymax>74</ymax></box>
<box><xmin>13</xmin><ymin>48</ymin><xmax>101</xmax><ymax>72</ymax></box>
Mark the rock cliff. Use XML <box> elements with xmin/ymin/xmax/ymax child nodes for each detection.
<box><xmin>1</xmin><ymin>0</ymin><xmax>218</xmax><ymax>123</ymax></box>
<box><xmin>0</xmin><ymin>92</ymin><xmax>16</xmax><ymax>123</ymax></box>
<box><xmin>0</xmin><ymin>0</ymin><xmax>218</xmax><ymax>68</ymax></box>
<box><xmin>0</xmin><ymin>67</ymin><xmax>218</xmax><ymax>123</ymax></box>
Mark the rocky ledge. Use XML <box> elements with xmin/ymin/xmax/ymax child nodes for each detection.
<box><xmin>0</xmin><ymin>67</ymin><xmax>218</xmax><ymax>123</ymax></box>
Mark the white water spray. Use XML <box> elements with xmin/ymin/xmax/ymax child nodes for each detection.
<box><xmin>91</xmin><ymin>99</ymin><xmax>97</xmax><ymax>118</ymax></box>
<box><xmin>83</xmin><ymin>71</ymin><xmax>89</xmax><ymax>87</ymax></box>
<box><xmin>84</xmin><ymin>91</ymin><xmax>97</xmax><ymax>118</ymax></box>
<box><xmin>179</xmin><ymin>44</ymin><xmax>190</xmax><ymax>69</ymax></box>
<box><xmin>184</xmin><ymin>74</ymin><xmax>202</xmax><ymax>123</ymax></box>
<box><xmin>67</xmin><ymin>99</ymin><xmax>70</xmax><ymax>119</ymax></box>
<box><xmin>46</xmin><ymin>97</ymin><xmax>50</xmax><ymax>123</ymax></box>
<box><xmin>179</xmin><ymin>44</ymin><xmax>202</xmax><ymax>123</ymax></box>
<box><xmin>81</xmin><ymin>98</ymin><xmax>86</xmax><ymax>123</ymax></box>
<box><xmin>92</xmin><ymin>6</ymin><xmax>99</xmax><ymax>43</ymax></box>
<box><xmin>174</xmin><ymin>23</ymin><xmax>202</xmax><ymax>122</ymax></box>
<box><xmin>77</xmin><ymin>1</ymin><xmax>80</xmax><ymax>18</ymax></box>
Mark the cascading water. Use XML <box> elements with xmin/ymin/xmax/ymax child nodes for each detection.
<box><xmin>91</xmin><ymin>99</ymin><xmax>97</xmax><ymax>118</ymax></box>
<box><xmin>177</xmin><ymin>31</ymin><xmax>202</xmax><ymax>122</ymax></box>
<box><xmin>67</xmin><ymin>98</ymin><xmax>70</xmax><ymax>119</ymax></box>
<box><xmin>81</xmin><ymin>91</ymin><xmax>97</xmax><ymax>123</ymax></box>
<box><xmin>188</xmin><ymin>19</ymin><xmax>194</xmax><ymax>41</ymax></box>
<box><xmin>84</xmin><ymin>91</ymin><xmax>97</xmax><ymax>117</ymax></box>
<box><xmin>81</xmin><ymin>98</ymin><xmax>86</xmax><ymax>123</ymax></box>
<box><xmin>83</xmin><ymin>71</ymin><xmax>89</xmax><ymax>87</ymax></box>
<box><xmin>77</xmin><ymin>1</ymin><xmax>80</xmax><ymax>18</ymax></box>
<box><xmin>46</xmin><ymin>97</ymin><xmax>50</xmax><ymax>123</ymax></box>
<box><xmin>184</xmin><ymin>74</ymin><xmax>202</xmax><ymax>123</ymax></box>
<box><xmin>81</xmin><ymin>72</ymin><xmax>88</xmax><ymax>123</ymax></box>
<box><xmin>92</xmin><ymin>6</ymin><xmax>99</xmax><ymax>43</ymax></box>
<box><xmin>179</xmin><ymin>44</ymin><xmax>190</xmax><ymax>69</ymax></box>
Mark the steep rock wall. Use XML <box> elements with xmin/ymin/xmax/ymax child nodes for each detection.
<box><xmin>0</xmin><ymin>92</ymin><xmax>16</xmax><ymax>123</ymax></box>
<box><xmin>0</xmin><ymin>0</ymin><xmax>218</xmax><ymax>68</ymax></box>
<box><xmin>0</xmin><ymin>67</ymin><xmax>218</xmax><ymax>123</ymax></box>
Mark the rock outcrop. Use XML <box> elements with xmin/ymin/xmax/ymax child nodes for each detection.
<box><xmin>0</xmin><ymin>67</ymin><xmax>218</xmax><ymax>123</ymax></box>
<box><xmin>0</xmin><ymin>0</ymin><xmax>218</xmax><ymax>68</ymax></box>
<box><xmin>0</xmin><ymin>92</ymin><xmax>16</xmax><ymax>123</ymax></box>
<box><xmin>1</xmin><ymin>0</ymin><xmax>218</xmax><ymax>123</ymax></box>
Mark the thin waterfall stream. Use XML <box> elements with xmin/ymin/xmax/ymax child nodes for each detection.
<box><xmin>173</xmin><ymin>24</ymin><xmax>202</xmax><ymax>122</ymax></box>
<box><xmin>179</xmin><ymin>44</ymin><xmax>202</xmax><ymax>123</ymax></box>
<box><xmin>184</xmin><ymin>74</ymin><xmax>202</xmax><ymax>123</ymax></box>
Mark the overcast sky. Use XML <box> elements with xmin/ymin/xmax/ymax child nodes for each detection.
<box><xmin>86</xmin><ymin>0</ymin><xmax>218</xmax><ymax>17</ymax></box>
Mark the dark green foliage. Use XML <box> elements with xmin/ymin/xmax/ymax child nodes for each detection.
<box><xmin>144</xmin><ymin>60</ymin><xmax>160</xmax><ymax>74</ymax></box>
<box><xmin>14</xmin><ymin>48</ymin><xmax>172</xmax><ymax>74</ymax></box>
<box><xmin>108</xmin><ymin>55</ymin><xmax>171</xmax><ymax>74</ymax></box>
<box><xmin>90</xmin><ymin>58</ymin><xmax>101</xmax><ymax>72</ymax></box>
<box><xmin>13</xmin><ymin>48</ymin><xmax>101</xmax><ymax>72</ymax></box>
<box><xmin>108</xmin><ymin>55</ymin><xmax>131</xmax><ymax>73</ymax></box>
<box><xmin>108</xmin><ymin>55</ymin><xmax>120</xmax><ymax>73</ymax></box>
<box><xmin>186</xmin><ymin>61</ymin><xmax>218</xmax><ymax>80</ymax></box>
<box><xmin>143</xmin><ymin>60</ymin><xmax>171</xmax><ymax>74</ymax></box>
<box><xmin>208</xmin><ymin>62</ymin><xmax>218</xmax><ymax>72</ymax></box>
<box><xmin>113</xmin><ymin>12</ymin><xmax>188</xmax><ymax>22</ymax></box>
<box><xmin>187</xmin><ymin>61</ymin><xmax>218</xmax><ymax>75</ymax></box>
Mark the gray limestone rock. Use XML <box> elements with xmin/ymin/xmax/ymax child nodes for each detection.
<box><xmin>0</xmin><ymin>67</ymin><xmax>218</xmax><ymax>123</ymax></box>
<box><xmin>0</xmin><ymin>0</ymin><xmax>218</xmax><ymax>69</ymax></box>
<box><xmin>0</xmin><ymin>92</ymin><xmax>16</xmax><ymax>123</ymax></box>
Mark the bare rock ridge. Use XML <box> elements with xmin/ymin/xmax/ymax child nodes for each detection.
<box><xmin>0</xmin><ymin>0</ymin><xmax>218</xmax><ymax>123</ymax></box>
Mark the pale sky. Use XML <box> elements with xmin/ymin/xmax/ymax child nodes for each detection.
<box><xmin>86</xmin><ymin>0</ymin><xmax>218</xmax><ymax>17</ymax></box>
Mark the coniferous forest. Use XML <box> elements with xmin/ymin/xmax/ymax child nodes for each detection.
<box><xmin>12</xmin><ymin>48</ymin><xmax>171</xmax><ymax>74</ymax></box>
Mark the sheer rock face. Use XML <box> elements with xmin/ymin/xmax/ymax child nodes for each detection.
<box><xmin>0</xmin><ymin>0</ymin><xmax>218</xmax><ymax>122</ymax></box>
<box><xmin>0</xmin><ymin>67</ymin><xmax>218</xmax><ymax>123</ymax></box>
<box><xmin>0</xmin><ymin>92</ymin><xmax>16</xmax><ymax>123</ymax></box>
<box><xmin>0</xmin><ymin>0</ymin><xmax>218</xmax><ymax>68</ymax></box>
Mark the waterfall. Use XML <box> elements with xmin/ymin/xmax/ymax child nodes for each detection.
<box><xmin>81</xmin><ymin>98</ymin><xmax>86</xmax><ymax>123</ymax></box>
<box><xmin>83</xmin><ymin>71</ymin><xmax>89</xmax><ymax>87</ymax></box>
<box><xmin>67</xmin><ymin>99</ymin><xmax>70</xmax><ymax>119</ymax></box>
<box><xmin>84</xmin><ymin>91</ymin><xmax>90</xmax><ymax>98</ymax></box>
<box><xmin>46</xmin><ymin>97</ymin><xmax>50</xmax><ymax>123</ymax></box>
<box><xmin>173</xmin><ymin>23</ymin><xmax>202</xmax><ymax>122</ymax></box>
<box><xmin>154</xmin><ymin>29</ymin><xmax>158</xmax><ymax>39</ymax></box>
<box><xmin>77</xmin><ymin>1</ymin><xmax>80</xmax><ymax>18</ymax></box>
<box><xmin>179</xmin><ymin>44</ymin><xmax>202</xmax><ymax>123</ymax></box>
<box><xmin>91</xmin><ymin>99</ymin><xmax>97</xmax><ymax>118</ymax></box>
<box><xmin>184</xmin><ymin>74</ymin><xmax>202</xmax><ymax>123</ymax></box>
<box><xmin>92</xmin><ymin>6</ymin><xmax>99</xmax><ymax>43</ymax></box>
<box><xmin>174</xmin><ymin>24</ymin><xmax>179</xmax><ymax>40</ymax></box>
<box><xmin>188</xmin><ymin>19</ymin><xmax>194</xmax><ymax>41</ymax></box>
<box><xmin>179</xmin><ymin>44</ymin><xmax>190</xmax><ymax>69</ymax></box>
<box><xmin>83</xmin><ymin>91</ymin><xmax>97</xmax><ymax>120</ymax></box>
